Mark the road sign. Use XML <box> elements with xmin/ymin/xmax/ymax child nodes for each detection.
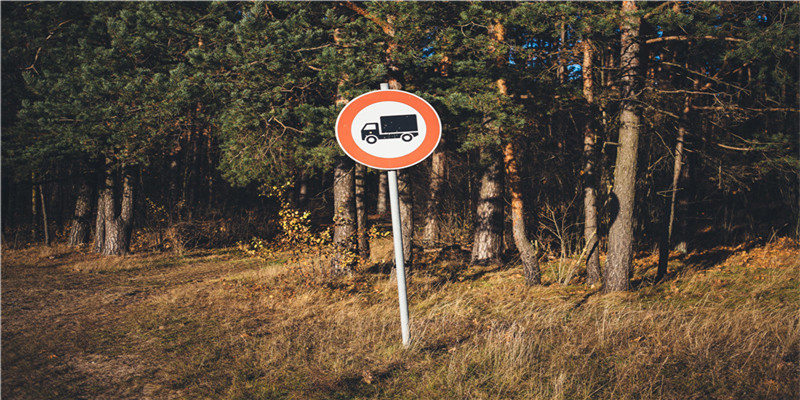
<box><xmin>336</xmin><ymin>89</ymin><xmax>441</xmax><ymax>170</ymax></box>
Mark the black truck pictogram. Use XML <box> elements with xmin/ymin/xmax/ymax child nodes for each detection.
<box><xmin>361</xmin><ymin>114</ymin><xmax>419</xmax><ymax>144</ymax></box>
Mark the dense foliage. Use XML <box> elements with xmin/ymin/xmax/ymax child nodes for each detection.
<box><xmin>2</xmin><ymin>2</ymin><xmax>797</xmax><ymax>277</ymax></box>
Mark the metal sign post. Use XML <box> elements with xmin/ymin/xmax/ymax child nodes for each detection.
<box><xmin>335</xmin><ymin>82</ymin><xmax>441</xmax><ymax>347</ymax></box>
<box><xmin>387</xmin><ymin>169</ymin><xmax>410</xmax><ymax>346</ymax></box>
<box><xmin>380</xmin><ymin>82</ymin><xmax>410</xmax><ymax>347</ymax></box>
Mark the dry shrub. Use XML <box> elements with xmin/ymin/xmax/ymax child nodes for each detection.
<box><xmin>133</xmin><ymin>216</ymin><xmax>277</xmax><ymax>253</ymax></box>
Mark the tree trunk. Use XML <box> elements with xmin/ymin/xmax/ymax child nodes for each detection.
<box><xmin>101</xmin><ymin>166</ymin><xmax>135</xmax><ymax>256</ymax></box>
<box><xmin>605</xmin><ymin>0</ymin><xmax>641</xmax><ymax>293</ymax></box>
<box><xmin>558</xmin><ymin>17</ymin><xmax>567</xmax><ymax>84</ymax></box>
<box><xmin>422</xmin><ymin>144</ymin><xmax>445</xmax><ymax>247</ymax></box>
<box><xmin>31</xmin><ymin>176</ymin><xmax>37</xmax><ymax>242</ymax></box>
<box><xmin>94</xmin><ymin>168</ymin><xmax>110</xmax><ymax>253</ymax></box>
<box><xmin>377</xmin><ymin>172</ymin><xmax>388</xmax><ymax>216</ymax></box>
<box><xmin>398</xmin><ymin>169</ymin><xmax>413</xmax><ymax>267</ymax></box>
<box><xmin>67</xmin><ymin>178</ymin><xmax>93</xmax><ymax>246</ymax></box>
<box><xmin>354</xmin><ymin>163</ymin><xmax>370</xmax><ymax>261</ymax></box>
<box><xmin>671</xmin><ymin>97</ymin><xmax>692</xmax><ymax>255</ymax></box>
<box><xmin>471</xmin><ymin>153</ymin><xmax>504</xmax><ymax>264</ymax></box>
<box><xmin>38</xmin><ymin>184</ymin><xmax>49</xmax><ymax>246</ymax></box>
<box><xmin>471</xmin><ymin>20</ymin><xmax>506</xmax><ymax>265</ymax></box>
<box><xmin>658</xmin><ymin>93</ymin><xmax>693</xmax><ymax>281</ymax></box>
<box><xmin>332</xmin><ymin>156</ymin><xmax>357</xmax><ymax>273</ymax></box>
<box><xmin>297</xmin><ymin>172</ymin><xmax>308</xmax><ymax>209</ymax></box>
<box><xmin>503</xmin><ymin>142</ymin><xmax>541</xmax><ymax>284</ymax></box>
<box><xmin>582</xmin><ymin>36</ymin><xmax>602</xmax><ymax>287</ymax></box>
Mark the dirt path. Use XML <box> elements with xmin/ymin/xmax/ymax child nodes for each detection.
<box><xmin>1</xmin><ymin>246</ymin><xmax>263</xmax><ymax>399</ymax></box>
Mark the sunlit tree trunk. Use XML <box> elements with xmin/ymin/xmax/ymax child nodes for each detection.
<box><xmin>377</xmin><ymin>173</ymin><xmax>388</xmax><ymax>216</ymax></box>
<box><xmin>332</xmin><ymin>156</ymin><xmax>357</xmax><ymax>273</ymax></box>
<box><xmin>582</xmin><ymin>35</ymin><xmax>601</xmax><ymax>287</ymax></box>
<box><xmin>422</xmin><ymin>143</ymin><xmax>445</xmax><ymax>247</ymax></box>
<box><xmin>472</xmin><ymin>19</ymin><xmax>507</xmax><ymax>265</ymax></box>
<box><xmin>605</xmin><ymin>0</ymin><xmax>641</xmax><ymax>292</ymax></box>
<box><xmin>471</xmin><ymin>152</ymin><xmax>504</xmax><ymax>264</ymax></box>
<box><xmin>331</xmin><ymin>25</ymin><xmax>357</xmax><ymax>273</ymax></box>
<box><xmin>504</xmin><ymin>142</ymin><xmax>541</xmax><ymax>284</ymax></box>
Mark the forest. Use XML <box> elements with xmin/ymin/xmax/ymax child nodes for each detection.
<box><xmin>1</xmin><ymin>2</ymin><xmax>799</xmax><ymax>398</ymax></box>
<box><xmin>3</xmin><ymin>1</ymin><xmax>799</xmax><ymax>288</ymax></box>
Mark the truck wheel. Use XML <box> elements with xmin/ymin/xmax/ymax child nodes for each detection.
<box><xmin>401</xmin><ymin>133</ymin><xmax>414</xmax><ymax>142</ymax></box>
<box><xmin>366</xmin><ymin>136</ymin><xmax>378</xmax><ymax>144</ymax></box>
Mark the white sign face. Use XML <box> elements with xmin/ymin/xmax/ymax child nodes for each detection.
<box><xmin>336</xmin><ymin>89</ymin><xmax>441</xmax><ymax>170</ymax></box>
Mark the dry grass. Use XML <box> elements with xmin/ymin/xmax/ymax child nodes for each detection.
<box><xmin>2</xmin><ymin>238</ymin><xmax>798</xmax><ymax>399</ymax></box>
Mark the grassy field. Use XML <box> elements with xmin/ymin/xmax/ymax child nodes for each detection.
<box><xmin>2</xmin><ymin>237</ymin><xmax>798</xmax><ymax>399</ymax></box>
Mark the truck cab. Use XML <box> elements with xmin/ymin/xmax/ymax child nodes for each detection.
<box><xmin>361</xmin><ymin>123</ymin><xmax>380</xmax><ymax>143</ymax></box>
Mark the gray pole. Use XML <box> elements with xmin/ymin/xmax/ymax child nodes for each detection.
<box><xmin>381</xmin><ymin>82</ymin><xmax>410</xmax><ymax>346</ymax></box>
<box><xmin>387</xmin><ymin>170</ymin><xmax>410</xmax><ymax>346</ymax></box>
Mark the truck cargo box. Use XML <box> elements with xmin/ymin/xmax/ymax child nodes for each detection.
<box><xmin>380</xmin><ymin>114</ymin><xmax>418</xmax><ymax>134</ymax></box>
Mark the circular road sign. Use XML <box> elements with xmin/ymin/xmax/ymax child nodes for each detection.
<box><xmin>336</xmin><ymin>89</ymin><xmax>441</xmax><ymax>170</ymax></box>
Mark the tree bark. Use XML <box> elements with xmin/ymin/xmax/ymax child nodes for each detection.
<box><xmin>377</xmin><ymin>172</ymin><xmax>388</xmax><ymax>216</ymax></box>
<box><xmin>31</xmin><ymin>176</ymin><xmax>37</xmax><ymax>242</ymax></box>
<box><xmin>101</xmin><ymin>166</ymin><xmax>135</xmax><ymax>256</ymax></box>
<box><xmin>354</xmin><ymin>163</ymin><xmax>370</xmax><ymax>261</ymax></box>
<box><xmin>582</xmin><ymin>36</ymin><xmax>602</xmax><ymax>287</ymax></box>
<box><xmin>605</xmin><ymin>0</ymin><xmax>641</xmax><ymax>293</ymax></box>
<box><xmin>658</xmin><ymin>92</ymin><xmax>693</xmax><ymax>281</ymax></box>
<box><xmin>398</xmin><ymin>169</ymin><xmax>413</xmax><ymax>267</ymax></box>
<box><xmin>94</xmin><ymin>168</ymin><xmax>110</xmax><ymax>253</ymax></box>
<box><xmin>297</xmin><ymin>172</ymin><xmax>308</xmax><ymax>209</ymax></box>
<box><xmin>503</xmin><ymin>142</ymin><xmax>541</xmax><ymax>285</ymax></box>
<box><xmin>471</xmin><ymin>19</ymin><xmax>506</xmax><ymax>265</ymax></box>
<box><xmin>332</xmin><ymin>156</ymin><xmax>357</xmax><ymax>273</ymax></box>
<box><xmin>422</xmin><ymin>144</ymin><xmax>445</xmax><ymax>247</ymax></box>
<box><xmin>38</xmin><ymin>184</ymin><xmax>49</xmax><ymax>246</ymax></box>
<box><xmin>67</xmin><ymin>178</ymin><xmax>93</xmax><ymax>246</ymax></box>
<box><xmin>471</xmin><ymin>153</ymin><xmax>504</xmax><ymax>264</ymax></box>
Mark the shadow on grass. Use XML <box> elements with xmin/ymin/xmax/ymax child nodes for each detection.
<box><xmin>631</xmin><ymin>239</ymin><xmax>766</xmax><ymax>290</ymax></box>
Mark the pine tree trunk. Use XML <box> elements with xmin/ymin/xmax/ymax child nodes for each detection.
<box><xmin>398</xmin><ymin>169</ymin><xmax>413</xmax><ymax>267</ymax></box>
<box><xmin>39</xmin><ymin>184</ymin><xmax>49</xmax><ymax>246</ymax></box>
<box><xmin>67</xmin><ymin>178</ymin><xmax>93</xmax><ymax>246</ymax></box>
<box><xmin>94</xmin><ymin>168</ymin><xmax>110</xmax><ymax>253</ymax></box>
<box><xmin>297</xmin><ymin>173</ymin><xmax>308</xmax><ymax>209</ymax></box>
<box><xmin>471</xmin><ymin>20</ymin><xmax>506</xmax><ymax>265</ymax></box>
<box><xmin>676</xmin><ymin>154</ymin><xmax>691</xmax><ymax>250</ymax></box>
<box><xmin>422</xmin><ymin>144</ymin><xmax>445</xmax><ymax>247</ymax></box>
<box><xmin>605</xmin><ymin>0</ymin><xmax>641</xmax><ymax>293</ymax></box>
<box><xmin>377</xmin><ymin>173</ymin><xmax>388</xmax><ymax>216</ymax></box>
<box><xmin>667</xmin><ymin>115</ymin><xmax>688</xmax><ymax>244</ymax></box>
<box><xmin>503</xmin><ymin>142</ymin><xmax>541</xmax><ymax>284</ymax></box>
<box><xmin>354</xmin><ymin>163</ymin><xmax>370</xmax><ymax>261</ymax></box>
<box><xmin>31</xmin><ymin>177</ymin><xmax>37</xmax><ymax>242</ymax></box>
<box><xmin>471</xmin><ymin>153</ymin><xmax>504</xmax><ymax>264</ymax></box>
<box><xmin>658</xmin><ymin>95</ymin><xmax>692</xmax><ymax>281</ymax></box>
<box><xmin>332</xmin><ymin>156</ymin><xmax>357</xmax><ymax>273</ymax></box>
<box><xmin>102</xmin><ymin>167</ymin><xmax>134</xmax><ymax>256</ymax></box>
<box><xmin>582</xmin><ymin>36</ymin><xmax>602</xmax><ymax>287</ymax></box>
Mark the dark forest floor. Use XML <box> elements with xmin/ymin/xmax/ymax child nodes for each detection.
<box><xmin>2</xmin><ymin>238</ymin><xmax>798</xmax><ymax>399</ymax></box>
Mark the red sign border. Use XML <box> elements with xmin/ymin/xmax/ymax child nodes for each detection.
<box><xmin>336</xmin><ymin>90</ymin><xmax>441</xmax><ymax>170</ymax></box>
